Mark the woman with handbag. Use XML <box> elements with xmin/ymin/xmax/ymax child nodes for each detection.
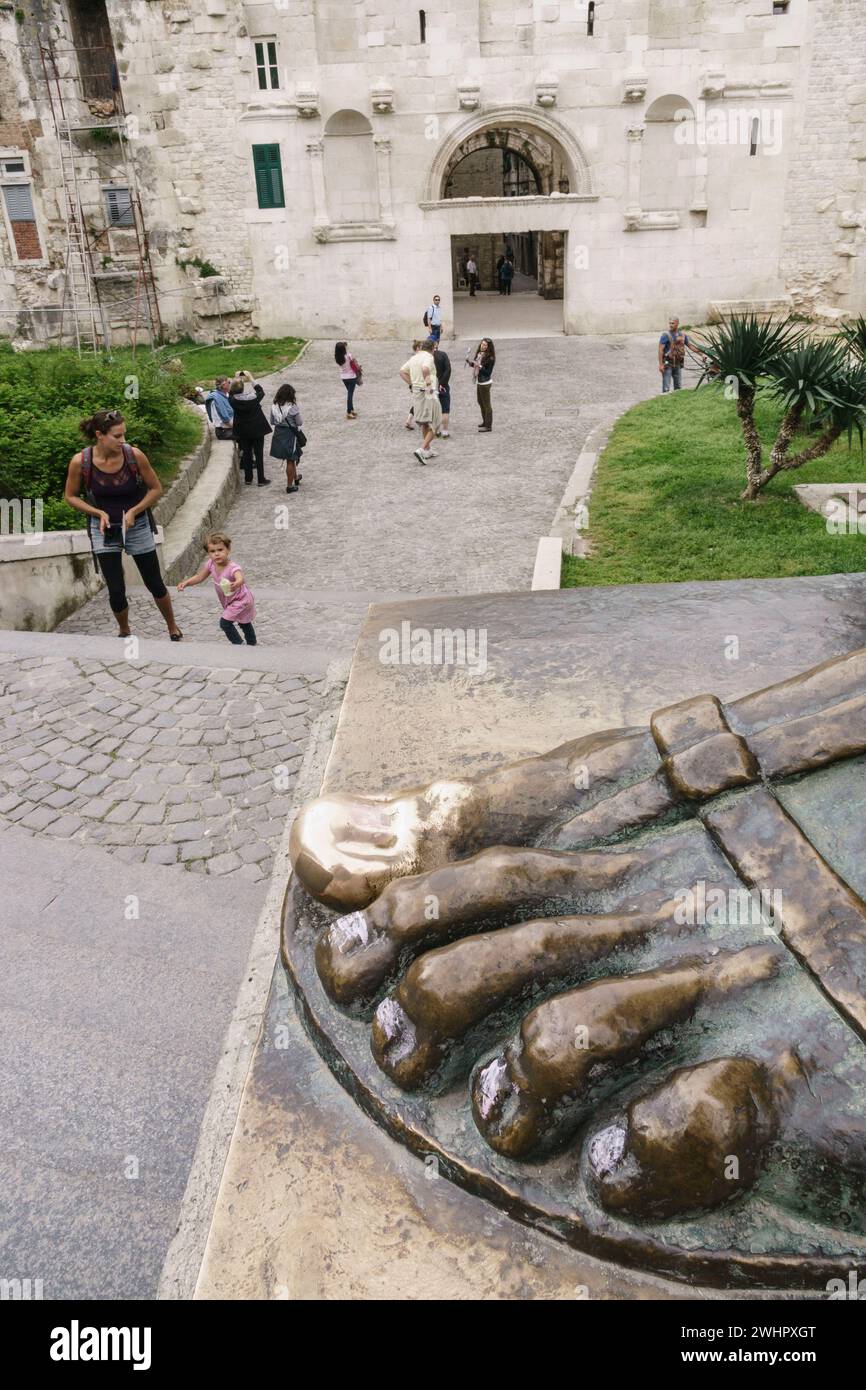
<box><xmin>63</xmin><ymin>408</ymin><xmax>183</xmax><ymax>639</ymax></box>
<box><xmin>270</xmin><ymin>384</ymin><xmax>306</xmax><ymax>494</ymax></box>
<box><xmin>334</xmin><ymin>342</ymin><xmax>362</xmax><ymax>419</ymax></box>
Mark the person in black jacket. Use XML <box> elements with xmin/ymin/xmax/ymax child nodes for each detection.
<box><xmin>229</xmin><ymin>374</ymin><xmax>272</xmax><ymax>485</ymax></box>
<box><xmin>425</xmin><ymin>336</ymin><xmax>452</xmax><ymax>437</ymax></box>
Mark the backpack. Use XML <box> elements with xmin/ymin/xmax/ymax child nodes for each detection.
<box><xmin>666</xmin><ymin>333</ymin><xmax>687</xmax><ymax>368</ymax></box>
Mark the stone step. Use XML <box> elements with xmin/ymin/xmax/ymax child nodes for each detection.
<box><xmin>0</xmin><ymin>626</ymin><xmax>333</xmax><ymax>678</ymax></box>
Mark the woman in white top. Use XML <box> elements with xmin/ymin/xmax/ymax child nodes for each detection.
<box><xmin>334</xmin><ymin>341</ymin><xmax>360</xmax><ymax>419</ymax></box>
<box><xmin>269</xmin><ymin>383</ymin><xmax>304</xmax><ymax>494</ymax></box>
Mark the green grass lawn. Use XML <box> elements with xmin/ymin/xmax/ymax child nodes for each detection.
<box><xmin>0</xmin><ymin>335</ymin><xmax>306</xmax><ymax>529</ymax></box>
<box><xmin>146</xmin><ymin>335</ymin><xmax>306</xmax><ymax>386</ymax></box>
<box><xmin>561</xmin><ymin>387</ymin><xmax>866</xmax><ymax>588</ymax></box>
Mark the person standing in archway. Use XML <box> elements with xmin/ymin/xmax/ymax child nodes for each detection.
<box><xmin>466</xmin><ymin>253</ymin><xmax>478</xmax><ymax>297</ymax></box>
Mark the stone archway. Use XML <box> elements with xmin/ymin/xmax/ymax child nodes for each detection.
<box><xmin>425</xmin><ymin>106</ymin><xmax>593</xmax><ymax>203</ymax></box>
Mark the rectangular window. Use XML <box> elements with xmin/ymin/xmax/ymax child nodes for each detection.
<box><xmin>773</xmin><ymin>2</ymin><xmax>790</xmax><ymax>13</ymax></box>
<box><xmin>104</xmin><ymin>185</ymin><xmax>134</xmax><ymax>227</ymax></box>
<box><xmin>2</xmin><ymin>182</ymin><xmax>43</xmax><ymax>260</ymax></box>
<box><xmin>0</xmin><ymin>157</ymin><xmax>26</xmax><ymax>176</ymax></box>
<box><xmin>254</xmin><ymin>38</ymin><xmax>280</xmax><ymax>90</ymax></box>
<box><xmin>252</xmin><ymin>143</ymin><xmax>285</xmax><ymax>209</ymax></box>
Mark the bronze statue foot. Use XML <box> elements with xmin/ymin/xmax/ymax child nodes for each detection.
<box><xmin>314</xmin><ymin>834</ymin><xmax>704</xmax><ymax>1010</ymax></box>
<box><xmin>289</xmin><ymin>727</ymin><xmax>660</xmax><ymax>912</ymax></box>
<box><xmin>587</xmin><ymin>1052</ymin><xmax>802</xmax><ymax>1219</ymax></box>
<box><xmin>471</xmin><ymin>945</ymin><xmax>782</xmax><ymax>1158</ymax></box>
<box><xmin>291</xmin><ymin>646</ymin><xmax>866</xmax><ymax>913</ymax></box>
<box><xmin>370</xmin><ymin>901</ymin><xmax>686</xmax><ymax>1090</ymax></box>
<box><xmin>290</xmin><ymin>781</ymin><xmax>476</xmax><ymax>912</ymax></box>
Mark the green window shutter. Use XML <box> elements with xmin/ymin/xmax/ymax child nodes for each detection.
<box><xmin>252</xmin><ymin>144</ymin><xmax>285</xmax><ymax>209</ymax></box>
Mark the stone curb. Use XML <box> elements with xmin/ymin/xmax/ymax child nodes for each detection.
<box><xmin>530</xmin><ymin>405</ymin><xmax>632</xmax><ymax>592</ymax></box>
<box><xmin>156</xmin><ymin>657</ymin><xmax>348</xmax><ymax>1302</ymax></box>
<box><xmin>0</xmin><ymin>625</ymin><xmax>330</xmax><ymax>675</ymax></box>
<box><xmin>162</xmin><ymin>438</ymin><xmax>240</xmax><ymax>586</ymax></box>
<box><xmin>152</xmin><ymin>405</ymin><xmax>212</xmax><ymax>530</ymax></box>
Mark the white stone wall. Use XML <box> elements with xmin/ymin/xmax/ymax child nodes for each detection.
<box><xmin>1</xmin><ymin>0</ymin><xmax>863</xmax><ymax>343</ymax></box>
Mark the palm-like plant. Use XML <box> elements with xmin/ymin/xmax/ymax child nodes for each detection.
<box><xmin>693</xmin><ymin>315</ymin><xmax>806</xmax><ymax>498</ymax></box>
<box><xmin>756</xmin><ymin>339</ymin><xmax>851</xmax><ymax>491</ymax></box>
<box><xmin>837</xmin><ymin>316</ymin><xmax>866</xmax><ymax>364</ymax></box>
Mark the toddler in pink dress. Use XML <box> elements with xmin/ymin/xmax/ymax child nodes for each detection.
<box><xmin>177</xmin><ymin>532</ymin><xmax>257</xmax><ymax>645</ymax></box>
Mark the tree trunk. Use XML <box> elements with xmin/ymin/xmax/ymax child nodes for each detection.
<box><xmin>737</xmin><ymin>389</ymin><xmax>764</xmax><ymax>500</ymax></box>
<box><xmin>741</xmin><ymin>423</ymin><xmax>843</xmax><ymax>499</ymax></box>
<box><xmin>769</xmin><ymin>402</ymin><xmax>804</xmax><ymax>469</ymax></box>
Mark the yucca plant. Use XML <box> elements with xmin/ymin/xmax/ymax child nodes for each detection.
<box><xmin>693</xmin><ymin>315</ymin><xmax>806</xmax><ymax>499</ymax></box>
<box><xmin>755</xmin><ymin>339</ymin><xmax>851</xmax><ymax>491</ymax></box>
<box><xmin>837</xmin><ymin>316</ymin><xmax>866</xmax><ymax>364</ymax></box>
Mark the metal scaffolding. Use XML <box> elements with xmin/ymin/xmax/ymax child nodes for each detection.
<box><xmin>37</xmin><ymin>26</ymin><xmax>163</xmax><ymax>354</ymax></box>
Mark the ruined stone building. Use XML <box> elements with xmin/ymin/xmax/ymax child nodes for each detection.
<box><xmin>0</xmin><ymin>0</ymin><xmax>863</xmax><ymax>345</ymax></box>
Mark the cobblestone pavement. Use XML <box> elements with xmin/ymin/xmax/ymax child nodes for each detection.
<box><xmin>59</xmin><ymin>333</ymin><xmax>664</xmax><ymax>650</ymax></box>
<box><xmin>0</xmin><ymin>648</ymin><xmax>324</xmax><ymax>881</ymax></box>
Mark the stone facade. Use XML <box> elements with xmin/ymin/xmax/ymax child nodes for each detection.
<box><xmin>0</xmin><ymin>0</ymin><xmax>864</xmax><ymax>343</ymax></box>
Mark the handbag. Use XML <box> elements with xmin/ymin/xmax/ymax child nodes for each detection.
<box><xmin>350</xmin><ymin>354</ymin><xmax>363</xmax><ymax>387</ymax></box>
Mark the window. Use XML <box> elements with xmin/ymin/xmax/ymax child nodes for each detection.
<box><xmin>0</xmin><ymin>157</ymin><xmax>26</xmax><ymax>176</ymax></box>
<box><xmin>2</xmin><ymin>182</ymin><xmax>43</xmax><ymax>261</ymax></box>
<box><xmin>254</xmin><ymin>38</ymin><xmax>279</xmax><ymax>90</ymax></box>
<box><xmin>587</xmin><ymin>1</ymin><xmax>595</xmax><ymax>36</ymax></box>
<box><xmin>252</xmin><ymin>144</ymin><xmax>285</xmax><ymax>209</ymax></box>
<box><xmin>419</xmin><ymin>9</ymin><xmax>426</xmax><ymax>43</ymax></box>
<box><xmin>773</xmin><ymin>2</ymin><xmax>790</xmax><ymax>13</ymax></box>
<box><xmin>104</xmin><ymin>185</ymin><xmax>134</xmax><ymax>227</ymax></box>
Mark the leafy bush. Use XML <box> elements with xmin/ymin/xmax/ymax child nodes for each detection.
<box><xmin>0</xmin><ymin>349</ymin><xmax>200</xmax><ymax>530</ymax></box>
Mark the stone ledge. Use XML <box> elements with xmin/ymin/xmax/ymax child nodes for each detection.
<box><xmin>162</xmin><ymin>437</ymin><xmax>240</xmax><ymax>585</ymax></box>
<box><xmin>531</xmin><ymin>535</ymin><xmax>563</xmax><ymax>590</ymax></box>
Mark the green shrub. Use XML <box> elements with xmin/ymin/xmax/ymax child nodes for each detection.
<box><xmin>0</xmin><ymin>349</ymin><xmax>200</xmax><ymax>530</ymax></box>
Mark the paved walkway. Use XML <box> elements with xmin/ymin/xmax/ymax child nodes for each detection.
<box><xmin>0</xmin><ymin>641</ymin><xmax>324</xmax><ymax>883</ymax></box>
<box><xmin>59</xmin><ymin>333</ymin><xmax>663</xmax><ymax>652</ymax></box>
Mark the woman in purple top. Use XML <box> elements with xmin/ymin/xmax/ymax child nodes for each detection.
<box><xmin>64</xmin><ymin>408</ymin><xmax>183</xmax><ymax>639</ymax></box>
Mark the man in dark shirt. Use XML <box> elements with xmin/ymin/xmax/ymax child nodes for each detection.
<box><xmin>425</xmin><ymin>337</ymin><xmax>452</xmax><ymax>437</ymax></box>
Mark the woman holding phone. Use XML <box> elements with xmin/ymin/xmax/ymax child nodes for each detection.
<box><xmin>64</xmin><ymin>408</ymin><xmax>183</xmax><ymax>640</ymax></box>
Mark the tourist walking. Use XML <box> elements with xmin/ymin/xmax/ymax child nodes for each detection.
<box><xmin>425</xmin><ymin>336</ymin><xmax>452</xmax><ymax>437</ymax></box>
<box><xmin>269</xmin><ymin>384</ymin><xmax>305</xmax><ymax>494</ymax></box>
<box><xmin>466</xmin><ymin>338</ymin><xmax>495</xmax><ymax>432</ymax></box>
<box><xmin>400</xmin><ymin>339</ymin><xmax>441</xmax><ymax>464</ymax></box>
<box><xmin>658</xmin><ymin>316</ymin><xmax>691</xmax><ymax>393</ymax></box>
<box><xmin>178</xmin><ymin>532</ymin><xmax>257</xmax><ymax>646</ymax></box>
<box><xmin>423</xmin><ymin>295</ymin><xmax>443</xmax><ymax>343</ymax></box>
<box><xmin>500</xmin><ymin>257</ymin><xmax>514</xmax><ymax>296</ymax></box>
<box><xmin>335</xmin><ymin>341</ymin><xmax>361</xmax><ymax>418</ymax></box>
<box><xmin>229</xmin><ymin>374</ymin><xmax>272</xmax><ymax>484</ymax></box>
<box><xmin>205</xmin><ymin>376</ymin><xmax>234</xmax><ymax>439</ymax></box>
<box><xmin>63</xmin><ymin>409</ymin><xmax>183</xmax><ymax>640</ymax></box>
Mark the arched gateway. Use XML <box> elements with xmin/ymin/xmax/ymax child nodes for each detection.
<box><xmin>421</xmin><ymin>109</ymin><xmax>596</xmax><ymax>327</ymax></box>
